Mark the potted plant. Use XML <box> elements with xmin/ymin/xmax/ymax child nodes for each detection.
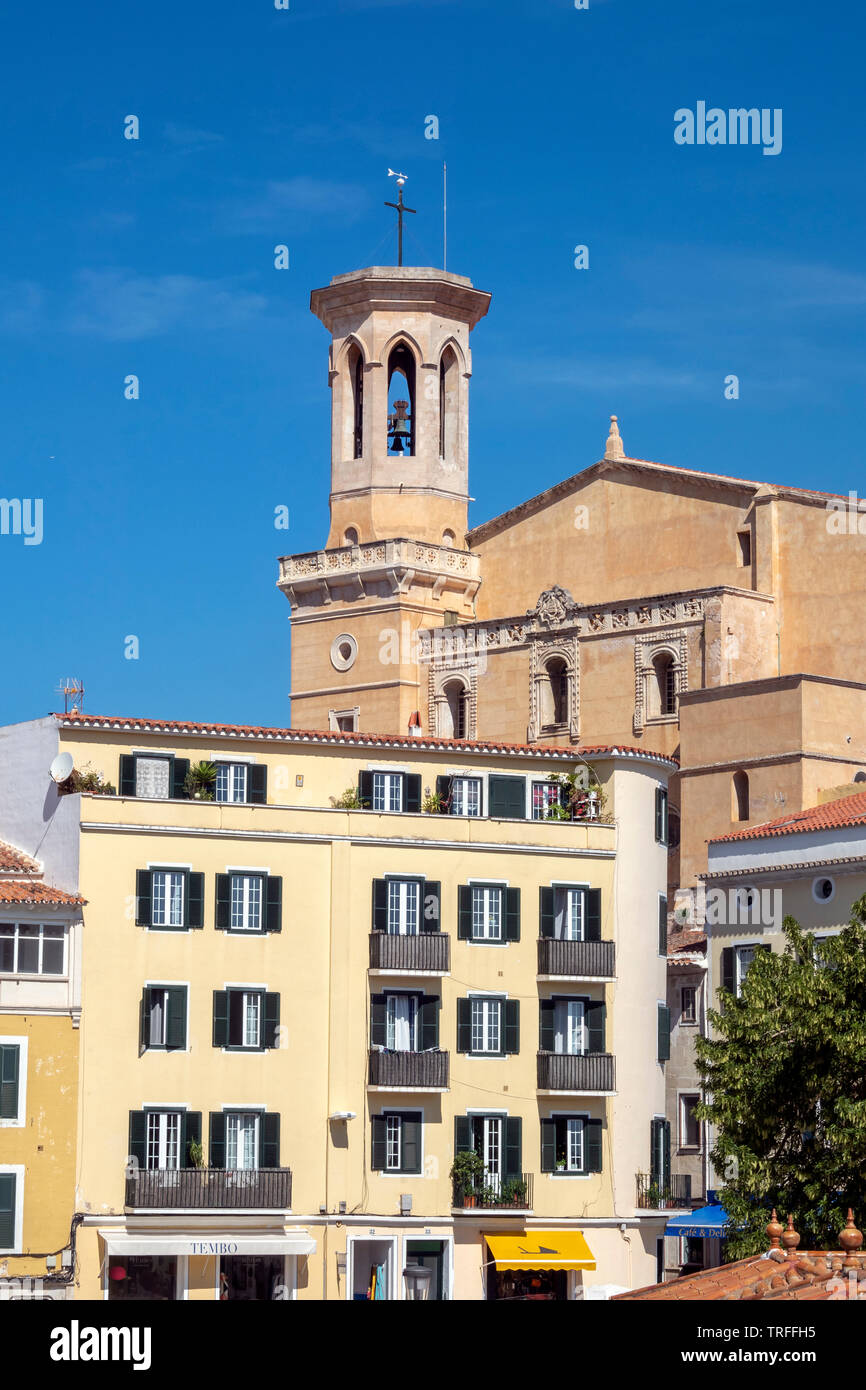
<box><xmin>187</xmin><ymin>1138</ymin><xmax>204</xmax><ymax>1170</ymax></box>
<box><xmin>450</xmin><ymin>1150</ymin><xmax>485</xmax><ymax>1208</ymax></box>
<box><xmin>422</xmin><ymin>788</ymin><xmax>444</xmax><ymax>814</ymax></box>
<box><xmin>501</xmin><ymin>1177</ymin><xmax>528</xmax><ymax>1206</ymax></box>
<box><xmin>329</xmin><ymin>786</ymin><xmax>367</xmax><ymax>809</ymax></box>
<box><xmin>184</xmin><ymin>761</ymin><xmax>217</xmax><ymax>800</ymax></box>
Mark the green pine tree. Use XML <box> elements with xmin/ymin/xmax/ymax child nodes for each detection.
<box><xmin>696</xmin><ymin>897</ymin><xmax>866</xmax><ymax>1258</ymax></box>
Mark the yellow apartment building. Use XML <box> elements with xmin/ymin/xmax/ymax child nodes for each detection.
<box><xmin>0</xmin><ymin>837</ymin><xmax>83</xmax><ymax>1301</ymax></box>
<box><xmin>0</xmin><ymin>712</ymin><xmax>675</xmax><ymax>1299</ymax></box>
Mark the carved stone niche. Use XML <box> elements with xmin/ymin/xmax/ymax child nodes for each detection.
<box><xmin>633</xmin><ymin>629</ymin><xmax>689</xmax><ymax>735</ymax></box>
<box><xmin>523</xmin><ymin>588</ymin><xmax>581</xmax><ymax>743</ymax></box>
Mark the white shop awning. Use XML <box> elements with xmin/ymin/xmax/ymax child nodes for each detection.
<box><xmin>99</xmin><ymin>1231</ymin><xmax>315</xmax><ymax>1258</ymax></box>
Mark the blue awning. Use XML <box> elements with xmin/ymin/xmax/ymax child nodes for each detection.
<box><xmin>665</xmin><ymin>1204</ymin><xmax>729</xmax><ymax>1238</ymax></box>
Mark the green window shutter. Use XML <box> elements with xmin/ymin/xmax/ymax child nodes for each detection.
<box><xmin>119</xmin><ymin>755</ymin><xmax>136</xmax><ymax>797</ymax></box>
<box><xmin>371</xmin><ymin>1116</ymin><xmax>387</xmax><ymax>1170</ymax></box>
<box><xmin>457</xmin><ymin>885</ymin><xmax>472</xmax><ymax>940</ymax></box>
<box><xmin>454</xmin><ymin>1115</ymin><xmax>471</xmax><ymax>1155</ymax></box>
<box><xmin>208</xmin><ymin>1113</ymin><xmax>226</xmax><ymax>1169</ymax></box>
<box><xmin>0</xmin><ymin>1045</ymin><xmax>20</xmax><ymax>1120</ymax></box>
<box><xmin>404</xmin><ymin>774</ymin><xmax>422</xmax><ymax>813</ymax></box>
<box><xmin>261</xmin><ymin>1113</ymin><xmax>280</xmax><ymax>1167</ymax></box>
<box><xmin>504</xmin><ymin>1117</ymin><xmax>522</xmax><ymax>1179</ymax></box>
<box><xmin>760</xmin><ymin>943</ymin><xmax>773</xmax><ymax>954</ymax></box>
<box><xmin>539</xmin><ymin>999</ymin><xmax>555</xmax><ymax>1053</ymax></box>
<box><xmin>370</xmin><ymin>994</ymin><xmax>387</xmax><ymax>1048</ymax></box>
<box><xmin>659</xmin><ymin>896</ymin><xmax>668</xmax><ymax>956</ymax></box>
<box><xmin>135</xmin><ymin>869</ymin><xmax>152</xmax><ymax>927</ymax></box>
<box><xmin>586</xmin><ymin>999</ymin><xmax>606</xmax><ymax>1053</ymax></box>
<box><xmin>182</xmin><ymin>1112</ymin><xmax>202</xmax><ymax>1165</ymax></box>
<box><xmin>539</xmin><ymin>887</ymin><xmax>555</xmax><ymax>939</ymax></box>
<box><xmin>0</xmin><ymin>1173</ymin><xmax>15</xmax><ymax>1248</ymax></box>
<box><xmin>422</xmin><ymin>881</ymin><xmax>441</xmax><ymax>933</ymax></box>
<box><xmin>172</xmin><ymin>758</ymin><xmax>190</xmax><ymax>800</ymax></box>
<box><xmin>662</xmin><ymin>1119</ymin><xmax>671</xmax><ymax>1184</ymax></box>
<box><xmin>187</xmin><ymin>872</ymin><xmax>204</xmax><ymax>929</ymax></box>
<box><xmin>358</xmin><ymin>770</ymin><xmax>373</xmax><ymax>807</ymax></box>
<box><xmin>456</xmin><ymin>998</ymin><xmax>471</xmax><ymax>1053</ymax></box>
<box><xmin>650</xmin><ymin>1117</ymin><xmax>660</xmax><ymax>1182</ymax></box>
<box><xmin>720</xmin><ymin>947</ymin><xmax>735</xmax><ymax>995</ymax></box>
<box><xmin>540</xmin><ymin>1118</ymin><xmax>556</xmax><ymax>1173</ymax></box>
<box><xmin>402</xmin><ymin>1114</ymin><xmax>421</xmax><ymax>1174</ymax></box>
<box><xmin>585</xmin><ymin>888</ymin><xmax>601</xmax><ymax>942</ymax></box>
<box><xmin>505</xmin><ymin>887</ymin><xmax>521</xmax><ymax>942</ymax></box>
<box><xmin>420</xmin><ymin>995</ymin><xmax>439</xmax><ymax>1050</ymax></box>
<box><xmin>128</xmin><ymin>1112</ymin><xmax>147</xmax><ymax>1172</ymax></box>
<box><xmin>265</xmin><ymin>876</ymin><xmax>282</xmax><ymax>933</ymax></box>
<box><xmin>166</xmin><ymin>988</ymin><xmax>187</xmax><ymax>1050</ymax></box>
<box><xmin>585</xmin><ymin>1119</ymin><xmax>603</xmax><ymax>1173</ymax></box>
<box><xmin>139</xmin><ymin>990</ymin><xmax>150</xmax><ymax>1053</ymax></box>
<box><xmin>248</xmin><ymin>764</ymin><xmax>267</xmax><ymax>804</ymax></box>
<box><xmin>435</xmin><ymin>775</ymin><xmax>452</xmax><ymax>810</ymax></box>
<box><xmin>488</xmin><ymin>774</ymin><xmax>525</xmax><ymax>820</ymax></box>
<box><xmin>504</xmin><ymin>1000</ymin><xmax>520</xmax><ymax>1054</ymax></box>
<box><xmin>215</xmin><ymin>874</ymin><xmax>231</xmax><ymax>931</ymax></box>
<box><xmin>657</xmin><ymin>1003</ymin><xmax>671</xmax><ymax>1061</ymax></box>
<box><xmin>264</xmin><ymin>993</ymin><xmax>281</xmax><ymax>1049</ymax></box>
<box><xmin>212</xmin><ymin>991</ymin><xmax>229</xmax><ymax>1048</ymax></box>
<box><xmin>372</xmin><ymin>879</ymin><xmax>388</xmax><ymax>932</ymax></box>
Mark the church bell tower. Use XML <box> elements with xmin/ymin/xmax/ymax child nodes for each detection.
<box><xmin>278</xmin><ymin>262</ymin><xmax>491</xmax><ymax>737</ymax></box>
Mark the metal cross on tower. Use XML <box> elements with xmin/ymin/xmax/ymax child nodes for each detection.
<box><xmin>385</xmin><ymin>170</ymin><xmax>416</xmax><ymax>267</ymax></box>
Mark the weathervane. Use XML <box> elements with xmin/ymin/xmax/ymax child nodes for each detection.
<box><xmin>385</xmin><ymin>169</ymin><xmax>416</xmax><ymax>267</ymax></box>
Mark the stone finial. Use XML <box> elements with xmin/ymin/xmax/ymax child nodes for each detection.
<box><xmin>766</xmin><ymin>1209</ymin><xmax>784</xmax><ymax>1249</ymax></box>
<box><xmin>839</xmin><ymin>1209</ymin><xmax>863</xmax><ymax>1260</ymax></box>
<box><xmin>781</xmin><ymin>1214</ymin><xmax>801</xmax><ymax>1257</ymax></box>
<box><xmin>604</xmin><ymin>414</ymin><xmax>625</xmax><ymax>461</ymax></box>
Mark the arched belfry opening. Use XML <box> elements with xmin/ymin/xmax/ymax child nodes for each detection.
<box><xmin>439</xmin><ymin>345</ymin><xmax>459</xmax><ymax>460</ymax></box>
<box><xmin>350</xmin><ymin>345</ymin><xmax>364</xmax><ymax>459</ymax></box>
<box><xmin>387</xmin><ymin>342</ymin><xmax>416</xmax><ymax>456</ymax></box>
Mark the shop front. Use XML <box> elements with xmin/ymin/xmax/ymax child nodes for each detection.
<box><xmin>484</xmin><ymin>1231</ymin><xmax>596</xmax><ymax>1301</ymax></box>
<box><xmin>99</xmin><ymin>1229</ymin><xmax>315</xmax><ymax>1301</ymax></box>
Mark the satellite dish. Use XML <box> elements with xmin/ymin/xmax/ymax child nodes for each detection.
<box><xmin>49</xmin><ymin>752</ymin><xmax>74</xmax><ymax>783</ymax></box>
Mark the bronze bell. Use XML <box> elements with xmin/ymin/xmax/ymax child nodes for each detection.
<box><xmin>388</xmin><ymin>400</ymin><xmax>411</xmax><ymax>452</ymax></box>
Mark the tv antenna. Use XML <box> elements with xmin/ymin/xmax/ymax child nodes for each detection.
<box><xmin>56</xmin><ymin>678</ymin><xmax>85</xmax><ymax>715</ymax></box>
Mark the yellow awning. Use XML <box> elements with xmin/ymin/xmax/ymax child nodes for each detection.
<box><xmin>485</xmin><ymin>1231</ymin><xmax>596</xmax><ymax>1272</ymax></box>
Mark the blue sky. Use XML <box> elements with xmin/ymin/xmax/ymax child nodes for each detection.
<box><xmin>1</xmin><ymin>0</ymin><xmax>864</xmax><ymax>728</ymax></box>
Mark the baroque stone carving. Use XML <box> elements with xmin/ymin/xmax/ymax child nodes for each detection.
<box><xmin>633</xmin><ymin>628</ymin><xmax>689</xmax><ymax>735</ymax></box>
<box><xmin>528</xmin><ymin>586</ymin><xmax>579</xmax><ymax>628</ymax></box>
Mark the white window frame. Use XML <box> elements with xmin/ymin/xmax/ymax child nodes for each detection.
<box><xmin>372</xmin><ymin>772</ymin><xmax>404</xmax><ymax>812</ymax></box>
<box><xmin>216</xmin><ymin>763</ymin><xmax>249</xmax><ymax>804</ymax></box>
<box><xmin>386</xmin><ymin>878</ymin><xmax>421</xmax><ymax>936</ymax></box>
<box><xmin>329</xmin><ymin>707</ymin><xmax>360</xmax><ymax>733</ymax></box>
<box><xmin>150</xmin><ymin>870</ymin><xmax>186</xmax><ymax>929</ymax></box>
<box><xmin>0</xmin><ymin>922</ymin><xmax>66</xmax><ymax>977</ymax></box>
<box><xmin>553</xmin><ymin>998</ymin><xmax>586</xmax><ymax>1056</ymax></box>
<box><xmin>470</xmin><ymin>884</ymin><xmax>504</xmax><ymax>943</ymax></box>
<box><xmin>531</xmin><ymin>780</ymin><xmax>565</xmax><ymax>821</ymax></box>
<box><xmin>0</xmin><ymin>1166</ymin><xmax>25</xmax><ymax>1255</ymax></box>
<box><xmin>225</xmin><ymin>1109</ymin><xmax>262</xmax><ymax>1171</ymax></box>
<box><xmin>678</xmin><ymin>1092</ymin><xmax>701</xmax><ymax>1150</ymax></box>
<box><xmin>385</xmin><ymin>992</ymin><xmax>420</xmax><ymax>1052</ymax></box>
<box><xmin>734</xmin><ymin>943</ymin><xmax>760</xmax><ymax>997</ymax></box>
<box><xmin>145</xmin><ymin>1109</ymin><xmax>183</xmax><ymax>1171</ymax></box>
<box><xmin>551</xmin><ymin>884</ymin><xmax>587</xmax><ymax>941</ymax></box>
<box><xmin>469</xmin><ymin>996</ymin><xmax>504</xmax><ymax>1055</ymax></box>
<box><xmin>450</xmin><ymin>776</ymin><xmax>482</xmax><ymax>817</ymax></box>
<box><xmin>143</xmin><ymin>982</ymin><xmax>190</xmax><ymax>1053</ymax></box>
<box><xmin>680</xmin><ymin>984</ymin><xmax>697</xmax><ymax>1025</ymax></box>
<box><xmin>345</xmin><ymin>1234</ymin><xmax>399</xmax><ymax>1302</ymax></box>
<box><xmin>230</xmin><ymin>873</ymin><xmax>264</xmax><ymax>932</ymax></box>
<box><xmin>0</xmin><ymin>1037</ymin><xmax>27</xmax><ymax>1129</ymax></box>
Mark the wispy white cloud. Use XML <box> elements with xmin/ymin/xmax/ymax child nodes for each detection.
<box><xmin>163</xmin><ymin>122</ymin><xmax>224</xmax><ymax>151</ymax></box>
<box><xmin>219</xmin><ymin>176</ymin><xmax>369</xmax><ymax>234</ymax></box>
<box><xmin>63</xmin><ymin>269</ymin><xmax>269</xmax><ymax>340</ymax></box>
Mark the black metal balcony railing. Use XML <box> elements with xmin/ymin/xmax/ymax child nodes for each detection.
<box><xmin>125</xmin><ymin>1167</ymin><xmax>292</xmax><ymax>1210</ymax></box>
<box><xmin>537</xmin><ymin>938</ymin><xmax>616</xmax><ymax>978</ymax></box>
<box><xmin>452</xmin><ymin>1173</ymin><xmax>533</xmax><ymax>1211</ymax></box>
<box><xmin>368</xmin><ymin>1048</ymin><xmax>449</xmax><ymax>1088</ymax></box>
<box><xmin>537</xmin><ymin>1051</ymin><xmax>616</xmax><ymax>1093</ymax></box>
<box><xmin>635</xmin><ymin>1173</ymin><xmax>692</xmax><ymax>1209</ymax></box>
<box><xmin>369</xmin><ymin>931</ymin><xmax>450</xmax><ymax>973</ymax></box>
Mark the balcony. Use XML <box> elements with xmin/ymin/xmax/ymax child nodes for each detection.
<box><xmin>452</xmin><ymin>1173</ymin><xmax>533</xmax><ymax>1212</ymax></box>
<box><xmin>368</xmin><ymin>1048</ymin><xmax>449</xmax><ymax>1090</ymax></box>
<box><xmin>125</xmin><ymin>1168</ymin><xmax>292</xmax><ymax>1210</ymax></box>
<box><xmin>635</xmin><ymin>1173</ymin><xmax>692</xmax><ymax>1210</ymax></box>
<box><xmin>369</xmin><ymin>931</ymin><xmax>450</xmax><ymax>975</ymax></box>
<box><xmin>537</xmin><ymin>938</ymin><xmax>615</xmax><ymax>980</ymax></box>
<box><xmin>537</xmin><ymin>1051</ymin><xmax>616</xmax><ymax>1094</ymax></box>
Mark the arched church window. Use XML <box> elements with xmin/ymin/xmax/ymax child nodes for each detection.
<box><xmin>651</xmin><ymin>653</ymin><xmax>677</xmax><ymax>718</ymax></box>
<box><xmin>439</xmin><ymin>346</ymin><xmax>458</xmax><ymax>459</ymax></box>
<box><xmin>541</xmin><ymin>658</ymin><xmax>569</xmax><ymax>728</ymax></box>
<box><xmin>732</xmin><ymin>770</ymin><xmax>750</xmax><ymax>822</ymax></box>
<box><xmin>387</xmin><ymin>343</ymin><xmax>416</xmax><ymax>456</ymax></box>
<box><xmin>441</xmin><ymin>679</ymin><xmax>469</xmax><ymax>740</ymax></box>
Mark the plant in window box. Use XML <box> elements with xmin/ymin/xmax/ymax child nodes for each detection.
<box><xmin>329</xmin><ymin>786</ymin><xmax>367</xmax><ymax>809</ymax></box>
<box><xmin>501</xmin><ymin>1177</ymin><xmax>528</xmax><ymax>1206</ymax></box>
<box><xmin>551</xmin><ymin>770</ymin><xmax>608</xmax><ymax>822</ymax></box>
<box><xmin>422</xmin><ymin>788</ymin><xmax>444</xmax><ymax>814</ymax></box>
<box><xmin>555</xmin><ymin>1157</ymin><xmax>567</xmax><ymax>1173</ymax></box>
<box><xmin>184</xmin><ymin>761</ymin><xmax>217</xmax><ymax>800</ymax></box>
<box><xmin>187</xmin><ymin>1137</ymin><xmax>204</xmax><ymax>1170</ymax></box>
<box><xmin>450</xmin><ymin>1150</ymin><xmax>485</xmax><ymax>1207</ymax></box>
<box><xmin>69</xmin><ymin>763</ymin><xmax>117</xmax><ymax>796</ymax></box>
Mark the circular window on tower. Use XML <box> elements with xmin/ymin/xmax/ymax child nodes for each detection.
<box><xmin>330</xmin><ymin>633</ymin><xmax>358</xmax><ymax>672</ymax></box>
<box><xmin>812</xmin><ymin>876</ymin><xmax>835</xmax><ymax>904</ymax></box>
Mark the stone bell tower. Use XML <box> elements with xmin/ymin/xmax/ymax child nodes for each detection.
<box><xmin>278</xmin><ymin>265</ymin><xmax>491</xmax><ymax>736</ymax></box>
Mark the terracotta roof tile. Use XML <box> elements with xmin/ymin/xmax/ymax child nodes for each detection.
<box><xmin>712</xmin><ymin>790</ymin><xmax>866</xmax><ymax>844</ymax></box>
<box><xmin>668</xmin><ymin>927</ymin><xmax>707</xmax><ymax>953</ymax></box>
<box><xmin>615</xmin><ymin>1249</ymin><xmax>866</xmax><ymax>1300</ymax></box>
<box><xmin>53</xmin><ymin>712</ymin><xmax>678</xmax><ymax>769</ymax></box>
<box><xmin>0</xmin><ymin>841</ymin><xmax>40</xmax><ymax>874</ymax></box>
<box><xmin>0</xmin><ymin>881</ymin><xmax>84</xmax><ymax>907</ymax></box>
